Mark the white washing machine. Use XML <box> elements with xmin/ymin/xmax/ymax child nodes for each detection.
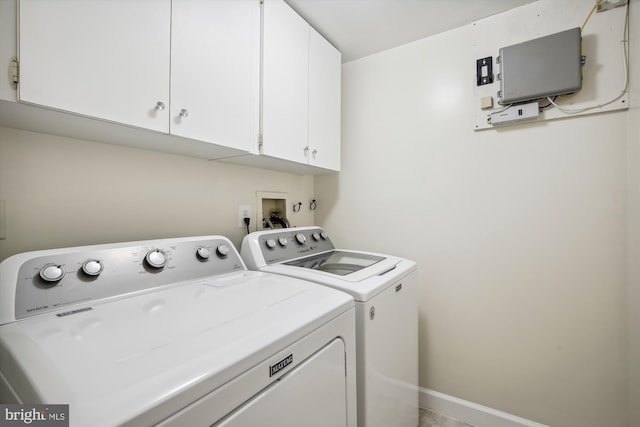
<box><xmin>241</xmin><ymin>226</ymin><xmax>418</xmax><ymax>427</ymax></box>
<box><xmin>0</xmin><ymin>235</ymin><xmax>357</xmax><ymax>427</ymax></box>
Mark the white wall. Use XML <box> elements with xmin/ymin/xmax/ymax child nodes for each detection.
<box><xmin>315</xmin><ymin>0</ymin><xmax>636</xmax><ymax>425</ymax></box>
<box><xmin>0</xmin><ymin>126</ymin><xmax>315</xmax><ymax>260</ymax></box>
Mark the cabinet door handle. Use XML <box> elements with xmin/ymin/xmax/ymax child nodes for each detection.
<box><xmin>312</xmin><ymin>149</ymin><xmax>318</xmax><ymax>155</ymax></box>
<box><xmin>304</xmin><ymin>146</ymin><xmax>309</xmax><ymax>154</ymax></box>
<box><xmin>155</xmin><ymin>101</ymin><xmax>166</xmax><ymax>111</ymax></box>
<box><xmin>179</xmin><ymin>109</ymin><xmax>189</xmax><ymax>118</ymax></box>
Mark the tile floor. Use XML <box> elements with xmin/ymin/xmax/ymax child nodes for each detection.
<box><xmin>418</xmin><ymin>408</ymin><xmax>477</xmax><ymax>427</ymax></box>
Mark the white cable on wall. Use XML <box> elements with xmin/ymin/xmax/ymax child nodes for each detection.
<box><xmin>550</xmin><ymin>2</ymin><xmax>629</xmax><ymax>114</ymax></box>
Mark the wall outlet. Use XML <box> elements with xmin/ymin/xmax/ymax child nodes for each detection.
<box><xmin>238</xmin><ymin>205</ymin><xmax>251</xmax><ymax>228</ymax></box>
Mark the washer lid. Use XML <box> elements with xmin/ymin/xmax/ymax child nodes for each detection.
<box><xmin>284</xmin><ymin>250</ymin><xmax>385</xmax><ymax>276</ymax></box>
<box><xmin>0</xmin><ymin>271</ymin><xmax>353</xmax><ymax>427</ymax></box>
<box><xmin>260</xmin><ymin>251</ymin><xmax>417</xmax><ymax>302</ymax></box>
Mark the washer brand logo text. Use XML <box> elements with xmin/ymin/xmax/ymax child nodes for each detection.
<box><xmin>26</xmin><ymin>305</ymin><xmax>49</xmax><ymax>313</ymax></box>
<box><xmin>1</xmin><ymin>405</ymin><xmax>68</xmax><ymax>426</ymax></box>
<box><xmin>269</xmin><ymin>353</ymin><xmax>293</xmax><ymax>377</ymax></box>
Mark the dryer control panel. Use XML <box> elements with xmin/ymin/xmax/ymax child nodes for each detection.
<box><xmin>1</xmin><ymin>236</ymin><xmax>245</xmax><ymax>322</ymax></box>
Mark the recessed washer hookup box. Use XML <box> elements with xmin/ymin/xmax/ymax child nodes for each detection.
<box><xmin>499</xmin><ymin>27</ymin><xmax>582</xmax><ymax>105</ymax></box>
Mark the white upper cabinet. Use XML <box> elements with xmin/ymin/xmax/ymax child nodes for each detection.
<box><xmin>10</xmin><ymin>0</ymin><xmax>339</xmax><ymax>173</ymax></box>
<box><xmin>308</xmin><ymin>28</ymin><xmax>341</xmax><ymax>171</ymax></box>
<box><xmin>262</xmin><ymin>0</ymin><xmax>341</xmax><ymax>172</ymax></box>
<box><xmin>262</xmin><ymin>0</ymin><xmax>310</xmax><ymax>165</ymax></box>
<box><xmin>170</xmin><ymin>0</ymin><xmax>259</xmax><ymax>151</ymax></box>
<box><xmin>18</xmin><ymin>0</ymin><xmax>171</xmax><ymax>132</ymax></box>
<box><xmin>17</xmin><ymin>0</ymin><xmax>259</xmax><ymax>152</ymax></box>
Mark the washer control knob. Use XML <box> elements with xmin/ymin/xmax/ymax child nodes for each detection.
<box><xmin>278</xmin><ymin>237</ymin><xmax>288</xmax><ymax>247</ymax></box>
<box><xmin>145</xmin><ymin>249</ymin><xmax>168</xmax><ymax>269</ymax></box>
<box><xmin>265</xmin><ymin>239</ymin><xmax>277</xmax><ymax>249</ymax></box>
<box><xmin>82</xmin><ymin>260</ymin><xmax>103</xmax><ymax>276</ymax></box>
<box><xmin>39</xmin><ymin>264</ymin><xmax>65</xmax><ymax>283</ymax></box>
<box><xmin>216</xmin><ymin>244</ymin><xmax>230</xmax><ymax>258</ymax></box>
<box><xmin>320</xmin><ymin>232</ymin><xmax>328</xmax><ymax>240</ymax></box>
<box><xmin>295</xmin><ymin>233</ymin><xmax>307</xmax><ymax>244</ymax></box>
<box><xmin>312</xmin><ymin>232</ymin><xmax>321</xmax><ymax>241</ymax></box>
<box><xmin>196</xmin><ymin>247</ymin><xmax>211</xmax><ymax>260</ymax></box>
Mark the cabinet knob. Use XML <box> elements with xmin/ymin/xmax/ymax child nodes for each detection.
<box><xmin>304</xmin><ymin>146</ymin><xmax>309</xmax><ymax>154</ymax></box>
<box><xmin>155</xmin><ymin>101</ymin><xmax>166</xmax><ymax>111</ymax></box>
<box><xmin>312</xmin><ymin>149</ymin><xmax>318</xmax><ymax>155</ymax></box>
<box><xmin>179</xmin><ymin>109</ymin><xmax>189</xmax><ymax>118</ymax></box>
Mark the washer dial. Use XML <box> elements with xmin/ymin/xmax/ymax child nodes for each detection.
<box><xmin>39</xmin><ymin>264</ymin><xmax>65</xmax><ymax>283</ymax></box>
<box><xmin>295</xmin><ymin>233</ymin><xmax>307</xmax><ymax>244</ymax></box>
<box><xmin>145</xmin><ymin>249</ymin><xmax>168</xmax><ymax>269</ymax></box>
<box><xmin>196</xmin><ymin>247</ymin><xmax>211</xmax><ymax>260</ymax></box>
<box><xmin>216</xmin><ymin>244</ymin><xmax>230</xmax><ymax>258</ymax></box>
<box><xmin>278</xmin><ymin>237</ymin><xmax>288</xmax><ymax>247</ymax></box>
<box><xmin>82</xmin><ymin>259</ymin><xmax>103</xmax><ymax>276</ymax></box>
<box><xmin>265</xmin><ymin>239</ymin><xmax>277</xmax><ymax>249</ymax></box>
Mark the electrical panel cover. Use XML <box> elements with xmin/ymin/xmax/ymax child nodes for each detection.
<box><xmin>498</xmin><ymin>27</ymin><xmax>582</xmax><ymax>105</ymax></box>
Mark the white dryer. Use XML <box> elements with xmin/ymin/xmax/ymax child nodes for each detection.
<box><xmin>0</xmin><ymin>235</ymin><xmax>357</xmax><ymax>427</ymax></box>
<box><xmin>241</xmin><ymin>226</ymin><xmax>418</xmax><ymax>427</ymax></box>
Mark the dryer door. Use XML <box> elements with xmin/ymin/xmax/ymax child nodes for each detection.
<box><xmin>217</xmin><ymin>338</ymin><xmax>347</xmax><ymax>427</ymax></box>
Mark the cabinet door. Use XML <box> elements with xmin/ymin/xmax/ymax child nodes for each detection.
<box><xmin>171</xmin><ymin>0</ymin><xmax>259</xmax><ymax>151</ymax></box>
<box><xmin>262</xmin><ymin>0</ymin><xmax>309</xmax><ymax>164</ymax></box>
<box><xmin>0</xmin><ymin>0</ymin><xmax>16</xmax><ymax>102</ymax></box>
<box><xmin>18</xmin><ymin>0</ymin><xmax>170</xmax><ymax>132</ymax></box>
<box><xmin>309</xmin><ymin>28</ymin><xmax>341</xmax><ymax>171</ymax></box>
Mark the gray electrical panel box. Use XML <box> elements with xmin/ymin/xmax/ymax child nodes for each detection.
<box><xmin>498</xmin><ymin>27</ymin><xmax>582</xmax><ymax>105</ymax></box>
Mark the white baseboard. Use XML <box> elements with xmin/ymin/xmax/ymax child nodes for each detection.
<box><xmin>419</xmin><ymin>388</ymin><xmax>549</xmax><ymax>427</ymax></box>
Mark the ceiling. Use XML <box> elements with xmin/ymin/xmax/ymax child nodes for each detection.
<box><xmin>286</xmin><ymin>0</ymin><xmax>538</xmax><ymax>62</ymax></box>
